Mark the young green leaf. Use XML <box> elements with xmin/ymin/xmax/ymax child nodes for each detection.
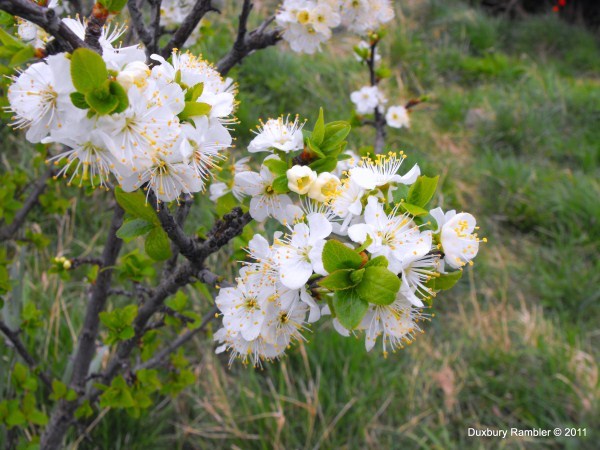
<box><xmin>322</xmin><ymin>240</ymin><xmax>363</xmax><ymax>273</ymax></box>
<box><xmin>70</xmin><ymin>92</ymin><xmax>89</xmax><ymax>110</ymax></box>
<box><xmin>85</xmin><ymin>87</ymin><xmax>119</xmax><ymax>115</ymax></box>
<box><xmin>145</xmin><ymin>227</ymin><xmax>172</xmax><ymax>261</ymax></box>
<box><xmin>115</xmin><ymin>188</ymin><xmax>159</xmax><ymax>224</ymax></box>
<box><xmin>318</xmin><ymin>269</ymin><xmax>356</xmax><ymax>291</ymax></box>
<box><xmin>407</xmin><ymin>175</ymin><xmax>439</xmax><ymax>208</ymax></box>
<box><xmin>263</xmin><ymin>158</ymin><xmax>288</xmax><ymax>175</ymax></box>
<box><xmin>109</xmin><ymin>80</ymin><xmax>129</xmax><ymax>113</ymax></box>
<box><xmin>332</xmin><ymin>288</ymin><xmax>369</xmax><ymax>330</ymax></box>
<box><xmin>355</xmin><ymin>266</ymin><xmax>401</xmax><ymax>305</ymax></box>
<box><xmin>70</xmin><ymin>48</ymin><xmax>108</xmax><ymax>93</ymax></box>
<box><xmin>400</xmin><ymin>202</ymin><xmax>429</xmax><ymax>217</ymax></box>
<box><xmin>364</xmin><ymin>255</ymin><xmax>389</xmax><ymax>268</ymax></box>
<box><xmin>271</xmin><ymin>174</ymin><xmax>290</xmax><ymax>193</ymax></box>
<box><xmin>427</xmin><ymin>270</ymin><xmax>462</xmax><ymax>291</ymax></box>
<box><xmin>309</xmin><ymin>157</ymin><xmax>337</xmax><ymax>174</ymax></box>
<box><xmin>311</xmin><ymin>107</ymin><xmax>325</xmax><ymax>146</ymax></box>
<box><xmin>178</xmin><ymin>101</ymin><xmax>212</xmax><ymax>121</ymax></box>
<box><xmin>322</xmin><ymin>121</ymin><xmax>351</xmax><ymax>151</ymax></box>
<box><xmin>116</xmin><ymin>219</ymin><xmax>155</xmax><ymax>240</ymax></box>
<box><xmin>349</xmin><ymin>268</ymin><xmax>365</xmax><ymax>284</ymax></box>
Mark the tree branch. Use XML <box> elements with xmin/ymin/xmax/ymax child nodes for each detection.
<box><xmin>135</xmin><ymin>304</ymin><xmax>219</xmax><ymax>371</ymax></box>
<box><xmin>0</xmin><ymin>320</ymin><xmax>53</xmax><ymax>389</ymax></box>
<box><xmin>41</xmin><ymin>203</ymin><xmax>124</xmax><ymax>450</ymax></box>
<box><xmin>216</xmin><ymin>7</ymin><xmax>281</xmax><ymax>77</ymax></box>
<box><xmin>367</xmin><ymin>40</ymin><xmax>386</xmax><ymax>154</ymax></box>
<box><xmin>0</xmin><ymin>168</ymin><xmax>53</xmax><ymax>242</ymax></box>
<box><xmin>160</xmin><ymin>0</ymin><xmax>217</xmax><ymax>58</ymax></box>
<box><xmin>148</xmin><ymin>0</ymin><xmax>163</xmax><ymax>55</ymax></box>
<box><xmin>0</xmin><ymin>0</ymin><xmax>86</xmax><ymax>52</ymax></box>
<box><xmin>127</xmin><ymin>0</ymin><xmax>153</xmax><ymax>53</ymax></box>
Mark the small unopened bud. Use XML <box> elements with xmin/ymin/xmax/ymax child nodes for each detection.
<box><xmin>62</xmin><ymin>260</ymin><xmax>72</xmax><ymax>270</ymax></box>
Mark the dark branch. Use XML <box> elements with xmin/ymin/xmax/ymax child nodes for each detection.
<box><xmin>367</xmin><ymin>40</ymin><xmax>386</xmax><ymax>154</ymax></box>
<box><xmin>0</xmin><ymin>0</ymin><xmax>86</xmax><ymax>52</ymax></box>
<box><xmin>41</xmin><ymin>203</ymin><xmax>124</xmax><ymax>450</ymax></box>
<box><xmin>0</xmin><ymin>168</ymin><xmax>53</xmax><ymax>242</ymax></box>
<box><xmin>160</xmin><ymin>0</ymin><xmax>218</xmax><ymax>58</ymax></box>
<box><xmin>216</xmin><ymin>10</ymin><xmax>281</xmax><ymax>77</ymax></box>
<box><xmin>127</xmin><ymin>0</ymin><xmax>153</xmax><ymax>52</ymax></box>
<box><xmin>70</xmin><ymin>257</ymin><xmax>103</xmax><ymax>269</ymax></box>
<box><xmin>0</xmin><ymin>320</ymin><xmax>53</xmax><ymax>389</ymax></box>
<box><xmin>149</xmin><ymin>0</ymin><xmax>163</xmax><ymax>55</ymax></box>
<box><xmin>135</xmin><ymin>304</ymin><xmax>219</xmax><ymax>370</ymax></box>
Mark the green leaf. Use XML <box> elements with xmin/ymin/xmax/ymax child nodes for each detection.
<box><xmin>75</xmin><ymin>400</ymin><xmax>94</xmax><ymax>420</ymax></box>
<box><xmin>364</xmin><ymin>255</ymin><xmax>389</xmax><ymax>268</ymax></box>
<box><xmin>116</xmin><ymin>219</ymin><xmax>155</xmax><ymax>240</ymax></box>
<box><xmin>50</xmin><ymin>380</ymin><xmax>67</xmax><ymax>401</ymax></box>
<box><xmin>145</xmin><ymin>227</ymin><xmax>172</xmax><ymax>261</ymax></box>
<box><xmin>427</xmin><ymin>270</ymin><xmax>462</xmax><ymax>291</ymax></box>
<box><xmin>109</xmin><ymin>80</ymin><xmax>129</xmax><ymax>113</ymax></box>
<box><xmin>407</xmin><ymin>175</ymin><xmax>439</xmax><ymax>208</ymax></box>
<box><xmin>271</xmin><ymin>174</ymin><xmax>289</xmax><ymax>194</ymax></box>
<box><xmin>400</xmin><ymin>202</ymin><xmax>429</xmax><ymax>217</ymax></box>
<box><xmin>70</xmin><ymin>92</ymin><xmax>89</xmax><ymax>110</ymax></box>
<box><xmin>71</xmin><ymin>48</ymin><xmax>107</xmax><ymax>94</ymax></box>
<box><xmin>332</xmin><ymin>289</ymin><xmax>368</xmax><ymax>330</ymax></box>
<box><xmin>165</xmin><ymin>291</ymin><xmax>188</xmax><ymax>312</ymax></box>
<box><xmin>5</xmin><ymin>400</ymin><xmax>26</xmax><ymax>428</ymax></box>
<box><xmin>27</xmin><ymin>408</ymin><xmax>48</xmax><ymax>426</ymax></box>
<box><xmin>99</xmin><ymin>376</ymin><xmax>135</xmax><ymax>409</ymax></box>
<box><xmin>349</xmin><ymin>268</ymin><xmax>365</xmax><ymax>284</ymax></box>
<box><xmin>311</xmin><ymin>107</ymin><xmax>325</xmax><ymax>146</ymax></box>
<box><xmin>355</xmin><ymin>266</ymin><xmax>401</xmax><ymax>305</ymax></box>
<box><xmin>322</xmin><ymin>121</ymin><xmax>351</xmax><ymax>152</ymax></box>
<box><xmin>318</xmin><ymin>269</ymin><xmax>355</xmax><ymax>291</ymax></box>
<box><xmin>322</xmin><ymin>240</ymin><xmax>363</xmax><ymax>273</ymax></box>
<box><xmin>115</xmin><ymin>188</ymin><xmax>159</xmax><ymax>224</ymax></box>
<box><xmin>85</xmin><ymin>87</ymin><xmax>119</xmax><ymax>115</ymax></box>
<box><xmin>309</xmin><ymin>157</ymin><xmax>337</xmax><ymax>174</ymax></box>
<box><xmin>178</xmin><ymin>101</ymin><xmax>212</xmax><ymax>121</ymax></box>
<box><xmin>263</xmin><ymin>158</ymin><xmax>288</xmax><ymax>175</ymax></box>
<box><xmin>106</xmin><ymin>0</ymin><xmax>128</xmax><ymax>12</ymax></box>
<box><xmin>187</xmin><ymin>82</ymin><xmax>204</xmax><ymax>102</ymax></box>
<box><xmin>9</xmin><ymin>46</ymin><xmax>34</xmax><ymax>67</ymax></box>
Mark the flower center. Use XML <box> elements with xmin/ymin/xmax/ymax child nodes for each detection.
<box><xmin>297</xmin><ymin>176</ymin><xmax>311</xmax><ymax>190</ymax></box>
<box><xmin>297</xmin><ymin>10</ymin><xmax>310</xmax><ymax>24</ymax></box>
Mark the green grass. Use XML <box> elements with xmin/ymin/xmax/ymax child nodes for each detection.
<box><xmin>1</xmin><ymin>0</ymin><xmax>599</xmax><ymax>448</ymax></box>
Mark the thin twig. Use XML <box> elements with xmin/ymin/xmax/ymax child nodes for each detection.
<box><xmin>41</xmin><ymin>204</ymin><xmax>124</xmax><ymax>450</ymax></box>
<box><xmin>0</xmin><ymin>0</ymin><xmax>86</xmax><ymax>52</ymax></box>
<box><xmin>160</xmin><ymin>0</ymin><xmax>218</xmax><ymax>58</ymax></box>
<box><xmin>127</xmin><ymin>0</ymin><xmax>153</xmax><ymax>51</ymax></box>
<box><xmin>135</xmin><ymin>304</ymin><xmax>219</xmax><ymax>370</ymax></box>
<box><xmin>367</xmin><ymin>40</ymin><xmax>386</xmax><ymax>153</ymax></box>
<box><xmin>216</xmin><ymin>4</ymin><xmax>281</xmax><ymax>77</ymax></box>
<box><xmin>0</xmin><ymin>320</ymin><xmax>53</xmax><ymax>389</ymax></box>
<box><xmin>0</xmin><ymin>168</ymin><xmax>53</xmax><ymax>242</ymax></box>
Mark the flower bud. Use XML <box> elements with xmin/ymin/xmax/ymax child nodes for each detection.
<box><xmin>116</xmin><ymin>61</ymin><xmax>151</xmax><ymax>90</ymax></box>
<box><xmin>18</xmin><ymin>22</ymin><xmax>38</xmax><ymax>43</ymax></box>
<box><xmin>62</xmin><ymin>260</ymin><xmax>72</xmax><ymax>270</ymax></box>
<box><xmin>308</xmin><ymin>172</ymin><xmax>340</xmax><ymax>202</ymax></box>
<box><xmin>286</xmin><ymin>165</ymin><xmax>317</xmax><ymax>195</ymax></box>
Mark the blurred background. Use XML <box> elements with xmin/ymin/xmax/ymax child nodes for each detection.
<box><xmin>1</xmin><ymin>0</ymin><xmax>599</xmax><ymax>448</ymax></box>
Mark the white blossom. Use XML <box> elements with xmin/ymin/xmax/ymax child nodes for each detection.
<box><xmin>385</xmin><ymin>105</ymin><xmax>410</xmax><ymax>129</ymax></box>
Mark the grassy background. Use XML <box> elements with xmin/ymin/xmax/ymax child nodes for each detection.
<box><xmin>1</xmin><ymin>0</ymin><xmax>599</xmax><ymax>448</ymax></box>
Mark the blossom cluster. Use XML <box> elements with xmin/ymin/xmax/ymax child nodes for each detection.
<box><xmin>351</xmin><ymin>85</ymin><xmax>410</xmax><ymax>129</ymax></box>
<box><xmin>7</xmin><ymin>20</ymin><xmax>235</xmax><ymax>202</ymax></box>
<box><xmin>213</xmin><ymin>115</ymin><xmax>484</xmax><ymax>365</ymax></box>
<box><xmin>276</xmin><ymin>0</ymin><xmax>394</xmax><ymax>54</ymax></box>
